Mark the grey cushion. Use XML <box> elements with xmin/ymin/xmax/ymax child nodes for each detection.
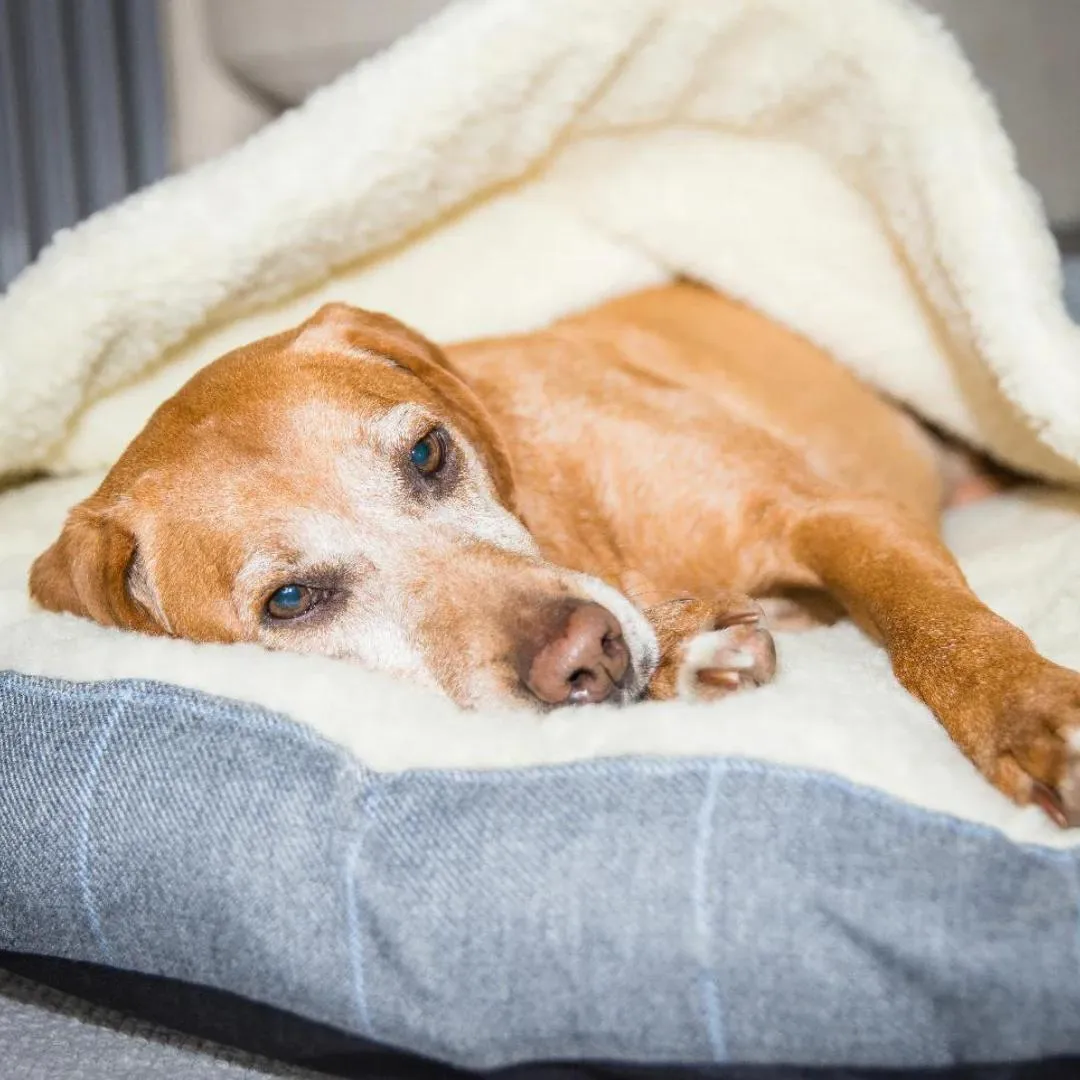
<box><xmin>2</xmin><ymin>669</ymin><xmax>1080</xmax><ymax>1070</ymax></box>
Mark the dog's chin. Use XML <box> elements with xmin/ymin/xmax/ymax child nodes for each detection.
<box><xmin>497</xmin><ymin>680</ymin><xmax>644</xmax><ymax>714</ymax></box>
<box><xmin>606</xmin><ymin>676</ymin><xmax>647</xmax><ymax>709</ymax></box>
<box><xmin>610</xmin><ymin>649</ymin><xmax>653</xmax><ymax>707</ymax></box>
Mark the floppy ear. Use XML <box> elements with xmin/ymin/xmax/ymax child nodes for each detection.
<box><xmin>29</xmin><ymin>506</ymin><xmax>163</xmax><ymax>634</ymax></box>
<box><xmin>299</xmin><ymin>303</ymin><xmax>519</xmax><ymax>507</ymax></box>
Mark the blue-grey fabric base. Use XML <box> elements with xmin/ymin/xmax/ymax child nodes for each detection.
<box><xmin>2</xmin><ymin>669</ymin><xmax>1080</xmax><ymax>1071</ymax></box>
<box><xmin>5</xmin><ymin>960</ymin><xmax>1079</xmax><ymax>1080</ymax></box>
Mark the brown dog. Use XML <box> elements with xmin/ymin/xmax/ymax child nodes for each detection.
<box><xmin>30</xmin><ymin>284</ymin><xmax>1080</xmax><ymax>825</ymax></box>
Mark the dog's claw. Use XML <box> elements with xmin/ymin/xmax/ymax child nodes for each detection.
<box><xmin>697</xmin><ymin>669</ymin><xmax>742</xmax><ymax>691</ymax></box>
<box><xmin>719</xmin><ymin>611</ymin><xmax>762</xmax><ymax>629</ymax></box>
<box><xmin>1030</xmin><ymin>781</ymin><xmax>1069</xmax><ymax>829</ymax></box>
<box><xmin>676</xmin><ymin>620</ymin><xmax>776</xmax><ymax>702</ymax></box>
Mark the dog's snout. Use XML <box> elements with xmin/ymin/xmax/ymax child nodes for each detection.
<box><xmin>522</xmin><ymin>601</ymin><xmax>629</xmax><ymax>706</ymax></box>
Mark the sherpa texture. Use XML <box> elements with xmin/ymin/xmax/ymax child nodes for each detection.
<box><xmin>2</xmin><ymin>0</ymin><xmax>1080</xmax><ymax>844</ymax></box>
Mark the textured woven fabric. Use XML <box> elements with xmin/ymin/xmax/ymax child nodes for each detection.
<box><xmin>3</xmin><ymin>670</ymin><xmax>1079</xmax><ymax>1070</ymax></box>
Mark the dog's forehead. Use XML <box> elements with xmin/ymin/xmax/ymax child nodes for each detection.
<box><xmin>149</xmin><ymin>345</ymin><xmax>436</xmax><ymax>475</ymax></box>
<box><xmin>161</xmin><ymin>321</ymin><xmax>429</xmax><ymax>430</ymax></box>
<box><xmin>289</xmin><ymin>316</ymin><xmax>387</xmax><ymax>360</ymax></box>
<box><xmin>119</xmin><ymin>392</ymin><xmax>430</xmax><ymax>548</ymax></box>
<box><xmin>225</xmin><ymin>343</ymin><xmax>424</xmax><ymax>424</ymax></box>
<box><xmin>187</xmin><ymin>399</ymin><xmax>420</xmax><ymax>510</ymax></box>
<box><xmin>280</xmin><ymin>397</ymin><xmax>425</xmax><ymax>450</ymax></box>
<box><xmin>111</xmin><ymin>332</ymin><xmax>474</xmax><ymax>576</ymax></box>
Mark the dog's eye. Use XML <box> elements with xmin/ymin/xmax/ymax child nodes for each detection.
<box><xmin>409</xmin><ymin>428</ymin><xmax>446</xmax><ymax>476</ymax></box>
<box><xmin>266</xmin><ymin>584</ymin><xmax>315</xmax><ymax>620</ymax></box>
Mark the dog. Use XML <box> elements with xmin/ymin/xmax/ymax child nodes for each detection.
<box><xmin>30</xmin><ymin>284</ymin><xmax>1080</xmax><ymax>826</ymax></box>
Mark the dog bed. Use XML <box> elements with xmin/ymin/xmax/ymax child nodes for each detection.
<box><xmin>3</xmin><ymin>0</ymin><xmax>1080</xmax><ymax>1070</ymax></box>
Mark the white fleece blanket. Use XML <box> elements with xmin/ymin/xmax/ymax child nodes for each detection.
<box><xmin>2</xmin><ymin>0</ymin><xmax>1080</xmax><ymax>845</ymax></box>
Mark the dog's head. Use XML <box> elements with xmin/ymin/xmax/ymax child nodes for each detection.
<box><xmin>30</xmin><ymin>304</ymin><xmax>658</xmax><ymax>708</ymax></box>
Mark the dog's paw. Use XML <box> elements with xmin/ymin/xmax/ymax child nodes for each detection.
<box><xmin>676</xmin><ymin>613</ymin><xmax>776</xmax><ymax>702</ymax></box>
<box><xmin>985</xmin><ymin>662</ymin><xmax>1080</xmax><ymax>828</ymax></box>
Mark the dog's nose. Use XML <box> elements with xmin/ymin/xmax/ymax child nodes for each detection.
<box><xmin>523</xmin><ymin>601</ymin><xmax>629</xmax><ymax>705</ymax></box>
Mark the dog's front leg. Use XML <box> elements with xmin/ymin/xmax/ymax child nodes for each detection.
<box><xmin>643</xmin><ymin>593</ymin><xmax>776</xmax><ymax>702</ymax></box>
<box><xmin>789</xmin><ymin>497</ymin><xmax>1080</xmax><ymax>826</ymax></box>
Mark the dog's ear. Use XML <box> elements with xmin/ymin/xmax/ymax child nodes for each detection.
<box><xmin>29</xmin><ymin>505</ymin><xmax>164</xmax><ymax>634</ymax></box>
<box><xmin>298</xmin><ymin>303</ymin><xmax>518</xmax><ymax>508</ymax></box>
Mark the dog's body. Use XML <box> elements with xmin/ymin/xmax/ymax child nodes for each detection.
<box><xmin>31</xmin><ymin>284</ymin><xmax>1080</xmax><ymax>824</ymax></box>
